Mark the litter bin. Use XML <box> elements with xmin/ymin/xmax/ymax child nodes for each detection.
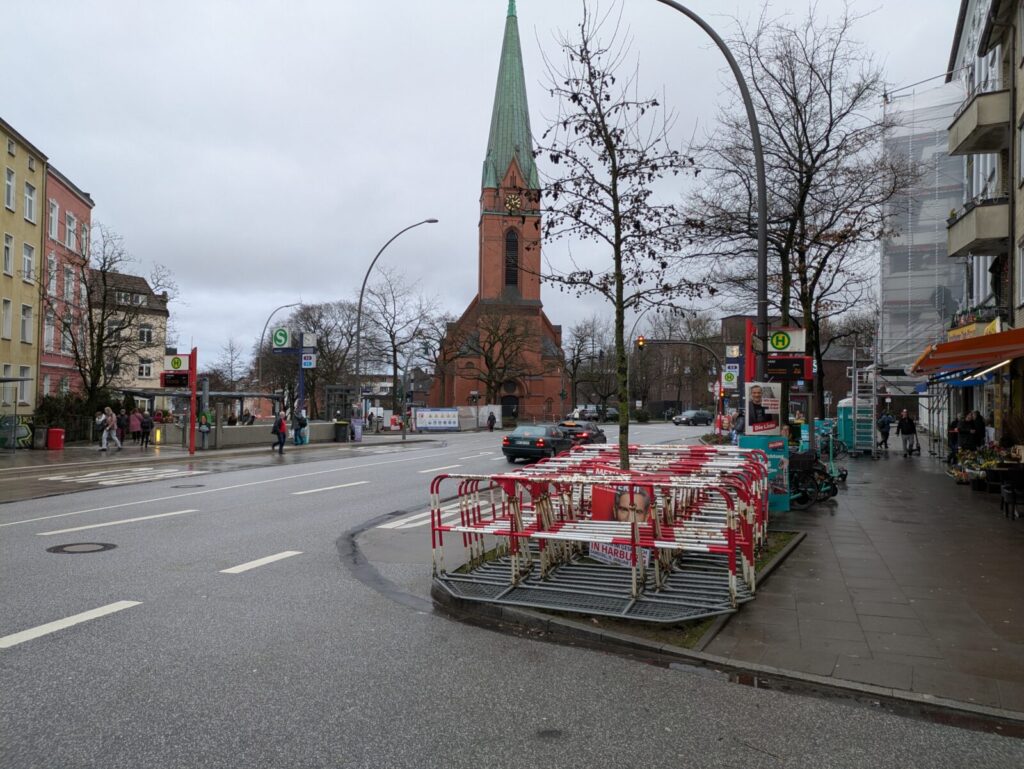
<box><xmin>33</xmin><ymin>426</ymin><xmax>48</xmax><ymax>449</ymax></box>
<box><xmin>47</xmin><ymin>427</ymin><xmax>65</xmax><ymax>450</ymax></box>
<box><xmin>333</xmin><ymin>420</ymin><xmax>349</xmax><ymax>443</ymax></box>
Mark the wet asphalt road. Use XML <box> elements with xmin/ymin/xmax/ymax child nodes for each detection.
<box><xmin>2</xmin><ymin>425</ymin><xmax>1023</xmax><ymax>768</ymax></box>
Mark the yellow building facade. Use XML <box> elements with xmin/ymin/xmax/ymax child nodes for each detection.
<box><xmin>1</xmin><ymin>118</ymin><xmax>47</xmax><ymax>413</ymax></box>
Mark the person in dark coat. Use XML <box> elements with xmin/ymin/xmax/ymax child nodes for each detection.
<box><xmin>895</xmin><ymin>409</ymin><xmax>917</xmax><ymax>457</ymax></box>
<box><xmin>947</xmin><ymin>414</ymin><xmax>961</xmax><ymax>464</ymax></box>
<box><xmin>876</xmin><ymin>410</ymin><xmax>894</xmax><ymax>450</ymax></box>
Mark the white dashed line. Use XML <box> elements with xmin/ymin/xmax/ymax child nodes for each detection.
<box><xmin>220</xmin><ymin>551</ymin><xmax>303</xmax><ymax>574</ymax></box>
<box><xmin>36</xmin><ymin>509</ymin><xmax>198</xmax><ymax>536</ymax></box>
<box><xmin>0</xmin><ymin>601</ymin><xmax>142</xmax><ymax>649</ymax></box>
<box><xmin>292</xmin><ymin>481</ymin><xmax>368</xmax><ymax>496</ymax></box>
<box><xmin>417</xmin><ymin>465</ymin><xmax>462</xmax><ymax>474</ymax></box>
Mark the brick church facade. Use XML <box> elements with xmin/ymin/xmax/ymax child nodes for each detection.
<box><xmin>429</xmin><ymin>1</ymin><xmax>564</xmax><ymax>420</ymax></box>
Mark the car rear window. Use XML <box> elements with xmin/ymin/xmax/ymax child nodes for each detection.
<box><xmin>511</xmin><ymin>427</ymin><xmax>546</xmax><ymax>437</ymax></box>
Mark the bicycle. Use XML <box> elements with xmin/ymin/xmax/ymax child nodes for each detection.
<box><xmin>788</xmin><ymin>450</ymin><xmax>840</xmax><ymax>510</ymax></box>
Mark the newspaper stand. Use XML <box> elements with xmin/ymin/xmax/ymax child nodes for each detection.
<box><xmin>431</xmin><ymin>444</ymin><xmax>771</xmax><ymax>623</ymax></box>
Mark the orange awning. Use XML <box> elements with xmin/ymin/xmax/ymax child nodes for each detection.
<box><xmin>911</xmin><ymin>326</ymin><xmax>1024</xmax><ymax>375</ymax></box>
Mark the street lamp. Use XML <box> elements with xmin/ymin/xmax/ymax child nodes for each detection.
<box><xmin>354</xmin><ymin>218</ymin><xmax>438</xmax><ymax>420</ymax></box>
<box><xmin>257</xmin><ymin>302</ymin><xmax>302</xmax><ymax>386</ymax></box>
<box><xmin>655</xmin><ymin>0</ymin><xmax>769</xmax><ymax>380</ymax></box>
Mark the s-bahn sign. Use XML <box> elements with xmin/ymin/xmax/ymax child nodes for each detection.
<box><xmin>768</xmin><ymin>328</ymin><xmax>805</xmax><ymax>354</ymax></box>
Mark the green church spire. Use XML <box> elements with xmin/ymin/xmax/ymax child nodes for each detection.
<box><xmin>482</xmin><ymin>1</ymin><xmax>538</xmax><ymax>190</ymax></box>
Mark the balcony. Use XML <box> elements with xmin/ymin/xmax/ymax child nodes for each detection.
<box><xmin>947</xmin><ymin>87</ymin><xmax>1010</xmax><ymax>156</ymax></box>
<box><xmin>946</xmin><ymin>196</ymin><xmax>1009</xmax><ymax>258</ymax></box>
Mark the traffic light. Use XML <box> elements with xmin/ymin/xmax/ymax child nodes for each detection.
<box><xmin>636</xmin><ymin>335</ymin><xmax>646</xmax><ymax>349</ymax></box>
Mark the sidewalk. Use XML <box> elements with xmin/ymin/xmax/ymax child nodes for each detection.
<box><xmin>705</xmin><ymin>451</ymin><xmax>1024</xmax><ymax>712</ymax></box>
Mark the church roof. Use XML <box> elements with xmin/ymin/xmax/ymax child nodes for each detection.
<box><xmin>481</xmin><ymin>0</ymin><xmax>539</xmax><ymax>190</ymax></box>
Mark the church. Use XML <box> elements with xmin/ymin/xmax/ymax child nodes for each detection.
<box><xmin>428</xmin><ymin>1</ymin><xmax>564</xmax><ymax>420</ymax></box>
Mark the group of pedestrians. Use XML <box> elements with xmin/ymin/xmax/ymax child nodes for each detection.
<box><xmin>876</xmin><ymin>408</ymin><xmax>920</xmax><ymax>457</ymax></box>
<box><xmin>947</xmin><ymin>410</ymin><xmax>988</xmax><ymax>464</ymax></box>
<box><xmin>95</xmin><ymin>406</ymin><xmax>155</xmax><ymax>451</ymax></box>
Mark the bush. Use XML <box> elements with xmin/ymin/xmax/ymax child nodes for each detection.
<box><xmin>34</xmin><ymin>393</ymin><xmax>89</xmax><ymax>428</ymax></box>
<box><xmin>635</xmin><ymin>409</ymin><xmax>650</xmax><ymax>423</ymax></box>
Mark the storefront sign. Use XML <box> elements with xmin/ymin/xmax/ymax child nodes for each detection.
<box><xmin>947</xmin><ymin>322</ymin><xmax>984</xmax><ymax>342</ymax></box>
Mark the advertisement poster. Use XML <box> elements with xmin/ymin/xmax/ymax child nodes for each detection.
<box><xmin>413</xmin><ymin>408</ymin><xmax>460</xmax><ymax>431</ymax></box>
<box><xmin>744</xmin><ymin>381</ymin><xmax>780</xmax><ymax>436</ymax></box>
<box><xmin>588</xmin><ymin>485</ymin><xmax>653</xmax><ymax>566</ymax></box>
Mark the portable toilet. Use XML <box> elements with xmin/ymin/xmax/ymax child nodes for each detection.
<box><xmin>836</xmin><ymin>397</ymin><xmax>853</xmax><ymax>447</ymax></box>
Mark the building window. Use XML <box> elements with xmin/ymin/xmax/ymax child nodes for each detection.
<box><xmin>6</xmin><ymin>139</ymin><xmax>14</xmax><ymax>156</ymax></box>
<box><xmin>64</xmin><ymin>267</ymin><xmax>75</xmax><ymax>302</ymax></box>
<box><xmin>138</xmin><ymin>359</ymin><xmax>153</xmax><ymax>378</ymax></box>
<box><xmin>48</xmin><ymin>200</ymin><xmax>58</xmax><ymax>239</ymax></box>
<box><xmin>1</xmin><ymin>364</ymin><xmax>10</xmax><ymax>404</ymax></box>
<box><xmin>81</xmin><ymin>223</ymin><xmax>89</xmax><ymax>256</ymax></box>
<box><xmin>65</xmin><ymin>213</ymin><xmax>77</xmax><ymax>251</ymax></box>
<box><xmin>139</xmin><ymin>323</ymin><xmax>153</xmax><ymax>344</ymax></box>
<box><xmin>22</xmin><ymin>244</ymin><xmax>33</xmax><ymax>282</ymax></box>
<box><xmin>1</xmin><ymin>298</ymin><xmax>10</xmax><ymax>338</ymax></box>
<box><xmin>24</xmin><ymin>182</ymin><xmax>35</xmax><ymax>222</ymax></box>
<box><xmin>20</xmin><ymin>304</ymin><xmax>33</xmax><ymax>343</ymax></box>
<box><xmin>44</xmin><ymin>310</ymin><xmax>55</xmax><ymax>351</ymax></box>
<box><xmin>1020</xmin><ymin>244</ymin><xmax>1024</xmax><ymax>306</ymax></box>
<box><xmin>42</xmin><ymin>374</ymin><xmax>51</xmax><ymax>396</ymax></box>
<box><xmin>4</xmin><ymin>168</ymin><xmax>14</xmax><ymax>210</ymax></box>
<box><xmin>59</xmin><ymin>376</ymin><xmax>69</xmax><ymax>394</ymax></box>
<box><xmin>47</xmin><ymin>254</ymin><xmax>57</xmax><ymax>296</ymax></box>
<box><xmin>61</xmin><ymin>321</ymin><xmax>73</xmax><ymax>354</ymax></box>
<box><xmin>504</xmin><ymin>230</ymin><xmax>519</xmax><ymax>287</ymax></box>
<box><xmin>18</xmin><ymin>366</ymin><xmax>30</xmax><ymax>402</ymax></box>
<box><xmin>2</xmin><ymin>233</ymin><xmax>11</xmax><ymax>274</ymax></box>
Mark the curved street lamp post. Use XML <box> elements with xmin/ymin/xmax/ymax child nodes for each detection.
<box><xmin>353</xmin><ymin>219</ymin><xmax>438</xmax><ymax>426</ymax></box>
<box><xmin>257</xmin><ymin>301</ymin><xmax>302</xmax><ymax>415</ymax></box>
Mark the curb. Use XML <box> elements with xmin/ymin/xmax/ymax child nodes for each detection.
<box><xmin>429</xmin><ymin>527</ymin><xmax>1024</xmax><ymax>733</ymax></box>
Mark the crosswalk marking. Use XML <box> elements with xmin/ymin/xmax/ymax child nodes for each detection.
<box><xmin>377</xmin><ymin>503</ymin><xmax>461</xmax><ymax>530</ymax></box>
<box><xmin>38</xmin><ymin>467</ymin><xmax>209</xmax><ymax>487</ymax></box>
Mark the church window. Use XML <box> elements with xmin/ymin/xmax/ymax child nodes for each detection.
<box><xmin>504</xmin><ymin>230</ymin><xmax>519</xmax><ymax>287</ymax></box>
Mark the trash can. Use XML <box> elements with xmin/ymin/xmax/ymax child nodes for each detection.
<box><xmin>33</xmin><ymin>426</ymin><xmax>48</xmax><ymax>449</ymax></box>
<box><xmin>47</xmin><ymin>427</ymin><xmax>65</xmax><ymax>450</ymax></box>
<box><xmin>333</xmin><ymin>420</ymin><xmax>349</xmax><ymax>443</ymax></box>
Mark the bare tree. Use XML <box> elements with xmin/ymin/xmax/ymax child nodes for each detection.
<box><xmin>534</xmin><ymin>3</ymin><xmax>702</xmax><ymax>467</ymax></box>
<box><xmin>214</xmin><ymin>339</ymin><xmax>247</xmax><ymax>390</ymax></box>
<box><xmin>687</xmin><ymin>6</ymin><xmax>913</xmax><ymax>415</ymax></box>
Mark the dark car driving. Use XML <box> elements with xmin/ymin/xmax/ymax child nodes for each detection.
<box><xmin>557</xmin><ymin>420</ymin><xmax>606</xmax><ymax>446</ymax></box>
<box><xmin>502</xmin><ymin>424</ymin><xmax>573</xmax><ymax>463</ymax></box>
<box><xmin>672</xmin><ymin>409</ymin><xmax>714</xmax><ymax>426</ymax></box>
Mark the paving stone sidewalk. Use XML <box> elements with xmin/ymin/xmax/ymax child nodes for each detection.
<box><xmin>706</xmin><ymin>448</ymin><xmax>1024</xmax><ymax>711</ymax></box>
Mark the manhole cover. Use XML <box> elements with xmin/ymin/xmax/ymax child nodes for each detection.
<box><xmin>171</xmin><ymin>484</ymin><xmax>205</xmax><ymax>488</ymax></box>
<box><xmin>46</xmin><ymin>542</ymin><xmax>117</xmax><ymax>554</ymax></box>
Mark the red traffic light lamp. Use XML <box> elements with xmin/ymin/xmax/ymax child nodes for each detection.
<box><xmin>636</xmin><ymin>335</ymin><xmax>646</xmax><ymax>349</ymax></box>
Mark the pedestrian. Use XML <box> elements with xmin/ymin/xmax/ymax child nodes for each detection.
<box><xmin>876</xmin><ymin>410</ymin><xmax>894</xmax><ymax>450</ymax></box>
<box><xmin>227</xmin><ymin>412</ymin><xmax>238</xmax><ymax>426</ymax></box>
<box><xmin>271</xmin><ymin>411</ymin><xmax>287</xmax><ymax>454</ymax></box>
<box><xmin>947</xmin><ymin>414</ymin><xmax>961</xmax><ymax>464</ymax></box>
<box><xmin>291</xmin><ymin>411</ymin><xmax>304</xmax><ymax>445</ymax></box>
<box><xmin>129</xmin><ymin>408</ymin><xmax>142</xmax><ymax>444</ymax></box>
<box><xmin>895</xmin><ymin>408</ymin><xmax>917</xmax><ymax>457</ymax></box>
<box><xmin>153</xmin><ymin>410</ymin><xmax>164</xmax><ymax>424</ymax></box>
<box><xmin>116</xmin><ymin>409</ymin><xmax>129</xmax><ymax>444</ymax></box>
<box><xmin>140</xmin><ymin>410</ymin><xmax>154</xmax><ymax>449</ymax></box>
<box><xmin>487</xmin><ymin>411</ymin><xmax>496</xmax><ymax>432</ymax></box>
<box><xmin>100</xmin><ymin>406</ymin><xmax>122</xmax><ymax>451</ymax></box>
<box><xmin>198</xmin><ymin>414</ymin><xmax>211</xmax><ymax>450</ymax></box>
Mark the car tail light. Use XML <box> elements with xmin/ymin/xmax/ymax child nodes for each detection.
<box><xmin>579</xmin><ymin>432</ymin><xmax>589</xmax><ymax>438</ymax></box>
<box><xmin>502</xmin><ymin>436</ymin><xmax>510</xmax><ymax>446</ymax></box>
<box><xmin>536</xmin><ymin>438</ymin><xmax>546</xmax><ymax>447</ymax></box>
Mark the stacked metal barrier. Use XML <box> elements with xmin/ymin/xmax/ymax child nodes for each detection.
<box><xmin>431</xmin><ymin>444</ymin><xmax>770</xmax><ymax>623</ymax></box>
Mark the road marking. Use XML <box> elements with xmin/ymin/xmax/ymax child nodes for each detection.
<box><xmin>38</xmin><ymin>467</ymin><xmax>209</xmax><ymax>486</ymax></box>
<box><xmin>0</xmin><ymin>449</ymin><xmax>467</xmax><ymax>528</ymax></box>
<box><xmin>36</xmin><ymin>509</ymin><xmax>198</xmax><ymax>536</ymax></box>
<box><xmin>377</xmin><ymin>503</ymin><xmax>470</xmax><ymax>530</ymax></box>
<box><xmin>417</xmin><ymin>464</ymin><xmax>462</xmax><ymax>474</ymax></box>
<box><xmin>0</xmin><ymin>600</ymin><xmax>141</xmax><ymax>649</ymax></box>
<box><xmin>292</xmin><ymin>481</ymin><xmax>368</xmax><ymax>496</ymax></box>
<box><xmin>220</xmin><ymin>551</ymin><xmax>302</xmax><ymax>574</ymax></box>
<box><xmin>491</xmin><ymin>456</ymin><xmax>508</xmax><ymax>462</ymax></box>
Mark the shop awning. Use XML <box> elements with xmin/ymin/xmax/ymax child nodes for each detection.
<box><xmin>911</xmin><ymin>326</ymin><xmax>1024</xmax><ymax>375</ymax></box>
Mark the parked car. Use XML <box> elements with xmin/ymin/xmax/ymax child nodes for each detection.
<box><xmin>557</xmin><ymin>420</ymin><xmax>606</xmax><ymax>445</ymax></box>
<box><xmin>672</xmin><ymin>409</ymin><xmax>714</xmax><ymax>426</ymax></box>
<box><xmin>602</xmin><ymin>407</ymin><xmax>619</xmax><ymax>423</ymax></box>
<box><xmin>502</xmin><ymin>424</ymin><xmax>574</xmax><ymax>463</ymax></box>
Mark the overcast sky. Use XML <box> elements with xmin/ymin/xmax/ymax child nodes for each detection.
<box><xmin>3</xmin><ymin>0</ymin><xmax>960</xmax><ymax>369</ymax></box>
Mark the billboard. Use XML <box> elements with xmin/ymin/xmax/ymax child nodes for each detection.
<box><xmin>413</xmin><ymin>408</ymin><xmax>460</xmax><ymax>431</ymax></box>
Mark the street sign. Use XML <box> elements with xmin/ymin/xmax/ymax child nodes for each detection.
<box><xmin>765</xmin><ymin>355</ymin><xmax>812</xmax><ymax>381</ymax></box>
<box><xmin>272</xmin><ymin>327</ymin><xmax>291</xmax><ymax>349</ymax></box>
<box><xmin>725</xmin><ymin>345</ymin><xmax>741</xmax><ymax>358</ymax></box>
<box><xmin>301</xmin><ymin>353</ymin><xmax>317</xmax><ymax>369</ymax></box>
<box><xmin>164</xmin><ymin>354</ymin><xmax>190</xmax><ymax>371</ymax></box>
<box><xmin>722</xmin><ymin>364</ymin><xmax>739</xmax><ymax>390</ymax></box>
<box><xmin>768</xmin><ymin>328</ymin><xmax>806</xmax><ymax>354</ymax></box>
<box><xmin>301</xmin><ymin>333</ymin><xmax>318</xmax><ymax>349</ymax></box>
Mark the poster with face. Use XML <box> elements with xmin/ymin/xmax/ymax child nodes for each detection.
<box><xmin>745</xmin><ymin>382</ymin><xmax>780</xmax><ymax>435</ymax></box>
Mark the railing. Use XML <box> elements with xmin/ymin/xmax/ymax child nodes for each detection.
<box><xmin>950</xmin><ymin>305</ymin><xmax>1007</xmax><ymax>329</ymax></box>
<box><xmin>946</xmin><ymin>194</ymin><xmax>1009</xmax><ymax>227</ymax></box>
<box><xmin>952</xmin><ymin>78</ymin><xmax>1005</xmax><ymax>120</ymax></box>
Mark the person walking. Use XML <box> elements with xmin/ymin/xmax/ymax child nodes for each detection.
<box><xmin>876</xmin><ymin>410</ymin><xmax>894</xmax><ymax>450</ymax></box>
<box><xmin>271</xmin><ymin>411</ymin><xmax>287</xmax><ymax>454</ymax></box>
<box><xmin>100</xmin><ymin>406</ymin><xmax>122</xmax><ymax>451</ymax></box>
<box><xmin>895</xmin><ymin>408</ymin><xmax>917</xmax><ymax>457</ymax></box>
<box><xmin>140</xmin><ymin>410</ymin><xmax>154</xmax><ymax>449</ymax></box>
<box><xmin>197</xmin><ymin>414</ymin><xmax>211</xmax><ymax>450</ymax></box>
<box><xmin>129</xmin><ymin>408</ymin><xmax>142</xmax><ymax>444</ymax></box>
<box><xmin>487</xmin><ymin>411</ymin><xmax>496</xmax><ymax>432</ymax></box>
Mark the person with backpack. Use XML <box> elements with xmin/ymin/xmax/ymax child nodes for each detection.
<box><xmin>140</xmin><ymin>410</ymin><xmax>154</xmax><ymax>449</ymax></box>
<box><xmin>271</xmin><ymin>411</ymin><xmax>288</xmax><ymax>454</ymax></box>
<box><xmin>895</xmin><ymin>408</ymin><xmax>918</xmax><ymax>457</ymax></box>
<box><xmin>292</xmin><ymin>411</ymin><xmax>308</xmax><ymax>445</ymax></box>
<box><xmin>876</xmin><ymin>410</ymin><xmax>894</xmax><ymax>450</ymax></box>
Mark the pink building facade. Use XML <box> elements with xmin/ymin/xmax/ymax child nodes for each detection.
<box><xmin>39</xmin><ymin>166</ymin><xmax>93</xmax><ymax>398</ymax></box>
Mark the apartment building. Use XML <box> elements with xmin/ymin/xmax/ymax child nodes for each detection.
<box><xmin>1</xmin><ymin>117</ymin><xmax>47</xmax><ymax>412</ymax></box>
<box><xmin>91</xmin><ymin>271</ymin><xmax>169</xmax><ymax>394</ymax></box>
